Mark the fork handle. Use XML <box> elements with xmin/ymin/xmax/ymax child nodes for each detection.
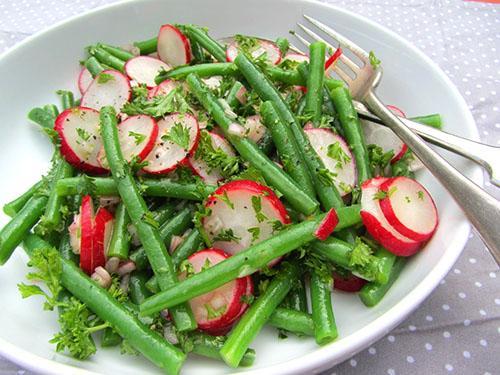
<box><xmin>365</xmin><ymin>91</ymin><xmax>500</xmax><ymax>265</ymax></box>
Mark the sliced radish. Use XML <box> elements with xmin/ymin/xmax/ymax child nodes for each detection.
<box><xmin>79</xmin><ymin>195</ymin><xmax>95</xmax><ymax>275</ymax></box>
<box><xmin>157</xmin><ymin>24</ymin><xmax>192</xmax><ymax>67</ymax></box>
<box><xmin>226</xmin><ymin>39</ymin><xmax>281</xmax><ymax>65</ymax></box>
<box><xmin>202</xmin><ymin>76</ymin><xmax>223</xmax><ymax>90</ymax></box>
<box><xmin>314</xmin><ymin>208</ymin><xmax>339</xmax><ymax>241</ymax></box>
<box><xmin>305</xmin><ymin>128</ymin><xmax>357</xmax><ymax>196</ymax></box>
<box><xmin>81</xmin><ymin>70</ymin><xmax>131</xmax><ymax>113</ymax></box>
<box><xmin>243</xmin><ymin>115</ymin><xmax>268</xmax><ymax>144</ymax></box>
<box><xmin>333</xmin><ymin>271</ymin><xmax>367</xmax><ymax>292</ymax></box>
<box><xmin>148</xmin><ymin>79</ymin><xmax>178</xmax><ymax>99</ymax></box>
<box><xmin>125</xmin><ymin>56</ymin><xmax>171</xmax><ymax>88</ymax></box>
<box><xmin>202</xmin><ymin>180</ymin><xmax>290</xmax><ymax>266</ymax></box>
<box><xmin>78</xmin><ymin>67</ymin><xmax>93</xmax><ymax>95</ymax></box>
<box><xmin>386</xmin><ymin>105</ymin><xmax>406</xmax><ymax>118</ymax></box>
<box><xmin>93</xmin><ymin>207</ymin><xmax>114</xmax><ymax>271</ymax></box>
<box><xmin>180</xmin><ymin>249</ymin><xmax>247</xmax><ymax>333</ymax></box>
<box><xmin>97</xmin><ymin>115</ymin><xmax>158</xmax><ymax>168</ymax></box>
<box><xmin>55</xmin><ymin>107</ymin><xmax>107</xmax><ymax>174</ymax></box>
<box><xmin>324</xmin><ymin>48</ymin><xmax>342</xmax><ymax>72</ymax></box>
<box><xmin>283</xmin><ymin>52</ymin><xmax>309</xmax><ymax>63</ymax></box>
<box><xmin>378</xmin><ymin>177</ymin><xmax>438</xmax><ymax>242</ymax></box>
<box><xmin>234</xmin><ymin>85</ymin><xmax>247</xmax><ymax>105</ymax></box>
<box><xmin>360</xmin><ymin>178</ymin><xmax>422</xmax><ymax>257</ymax></box>
<box><xmin>189</xmin><ymin>131</ymin><xmax>236</xmax><ymax>184</ymax></box>
<box><xmin>143</xmin><ymin>113</ymin><xmax>200</xmax><ymax>174</ymax></box>
<box><xmin>68</xmin><ymin>213</ymin><xmax>81</xmax><ymax>254</ymax></box>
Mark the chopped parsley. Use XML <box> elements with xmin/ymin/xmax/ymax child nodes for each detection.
<box><xmin>195</xmin><ymin>131</ymin><xmax>240</xmax><ymax>178</ymax></box>
<box><xmin>247</xmin><ymin>227</ymin><xmax>260</xmax><ymax>244</ymax></box>
<box><xmin>204</xmin><ymin>303</ymin><xmax>227</xmax><ymax>319</ymax></box>
<box><xmin>179</xmin><ymin>260</ymin><xmax>195</xmax><ymax>278</ymax></box>
<box><xmin>141</xmin><ymin>211</ymin><xmax>159</xmax><ymax>228</ymax></box>
<box><xmin>417</xmin><ymin>191</ymin><xmax>425</xmax><ymax>200</ymax></box>
<box><xmin>317</xmin><ymin>168</ymin><xmax>337</xmax><ymax>186</ymax></box>
<box><xmin>162</xmin><ymin>122</ymin><xmax>191</xmax><ymax>150</ymax></box>
<box><xmin>201</xmin><ymin>258</ymin><xmax>212</xmax><ymax>272</ymax></box>
<box><xmin>76</xmin><ymin>127</ymin><xmax>91</xmax><ymax>142</ymax></box>
<box><xmin>97</xmin><ymin>72</ymin><xmax>114</xmax><ymax>84</ymax></box>
<box><xmin>251</xmin><ymin>196</ymin><xmax>267</xmax><ymax>222</ymax></box>
<box><xmin>213</xmin><ymin>228</ymin><xmax>241</xmax><ymax>242</ymax></box>
<box><xmin>327</xmin><ymin>141</ymin><xmax>351</xmax><ymax>168</ymax></box>
<box><xmin>234</xmin><ymin>34</ymin><xmax>260</xmax><ymax>53</ymax></box>
<box><xmin>128</xmin><ymin>131</ymin><xmax>146</xmax><ymax>145</ymax></box>
<box><xmin>373</xmin><ymin>186</ymin><xmax>397</xmax><ymax>200</ymax></box>
<box><xmin>349</xmin><ymin>238</ymin><xmax>373</xmax><ymax>269</ymax></box>
<box><xmin>368</xmin><ymin>144</ymin><xmax>394</xmax><ymax>176</ymax></box>
<box><xmin>369</xmin><ymin>51</ymin><xmax>381</xmax><ymax>69</ymax></box>
<box><xmin>217</xmin><ymin>190</ymin><xmax>234</xmax><ymax>209</ymax></box>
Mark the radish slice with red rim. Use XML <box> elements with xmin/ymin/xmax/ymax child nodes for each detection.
<box><xmin>93</xmin><ymin>207</ymin><xmax>114</xmax><ymax>271</ymax></box>
<box><xmin>125</xmin><ymin>56</ymin><xmax>171</xmax><ymax>87</ymax></box>
<box><xmin>180</xmin><ymin>249</ymin><xmax>247</xmax><ymax>332</ymax></box>
<box><xmin>304</xmin><ymin>128</ymin><xmax>356</xmax><ymax>196</ymax></box>
<box><xmin>189</xmin><ymin>131</ymin><xmax>236</xmax><ymax>184</ymax></box>
<box><xmin>81</xmin><ymin>70</ymin><xmax>131</xmax><ymax>113</ymax></box>
<box><xmin>226</xmin><ymin>39</ymin><xmax>281</xmax><ymax>65</ymax></box>
<box><xmin>97</xmin><ymin>115</ymin><xmax>158</xmax><ymax>168</ymax></box>
<box><xmin>143</xmin><ymin>112</ymin><xmax>200</xmax><ymax>174</ymax></box>
<box><xmin>55</xmin><ymin>107</ymin><xmax>108</xmax><ymax>174</ymax></box>
<box><xmin>78</xmin><ymin>67</ymin><xmax>93</xmax><ymax>95</ymax></box>
<box><xmin>314</xmin><ymin>208</ymin><xmax>339</xmax><ymax>241</ymax></box>
<box><xmin>157</xmin><ymin>24</ymin><xmax>192</xmax><ymax>67</ymax></box>
<box><xmin>79</xmin><ymin>195</ymin><xmax>95</xmax><ymax>275</ymax></box>
<box><xmin>360</xmin><ymin>177</ymin><xmax>422</xmax><ymax>257</ymax></box>
<box><xmin>148</xmin><ymin>79</ymin><xmax>178</xmax><ymax>99</ymax></box>
<box><xmin>202</xmin><ymin>180</ymin><xmax>290</xmax><ymax>266</ymax></box>
<box><xmin>378</xmin><ymin>176</ymin><xmax>438</xmax><ymax>242</ymax></box>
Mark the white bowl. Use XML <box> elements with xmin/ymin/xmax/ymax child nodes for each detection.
<box><xmin>0</xmin><ymin>0</ymin><xmax>481</xmax><ymax>374</ymax></box>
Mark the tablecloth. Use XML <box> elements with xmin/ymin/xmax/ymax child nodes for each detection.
<box><xmin>0</xmin><ymin>0</ymin><xmax>498</xmax><ymax>374</ymax></box>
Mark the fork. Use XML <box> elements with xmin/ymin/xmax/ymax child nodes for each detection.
<box><xmin>294</xmin><ymin>15</ymin><xmax>500</xmax><ymax>264</ymax></box>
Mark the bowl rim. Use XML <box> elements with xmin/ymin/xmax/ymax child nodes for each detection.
<box><xmin>0</xmin><ymin>0</ymin><xmax>482</xmax><ymax>374</ymax></box>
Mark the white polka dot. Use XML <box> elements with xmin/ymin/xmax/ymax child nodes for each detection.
<box><xmin>480</xmin><ymin>339</ymin><xmax>488</xmax><ymax>347</ymax></box>
<box><xmin>425</xmin><ymin>342</ymin><xmax>433</xmax><ymax>351</ymax></box>
<box><xmin>479</xmin><ymin>309</ymin><xmax>487</xmax><ymax>316</ymax></box>
<box><xmin>443</xmin><ymin>331</ymin><xmax>451</xmax><ymax>338</ymax></box>
<box><xmin>387</xmin><ymin>369</ymin><xmax>396</xmax><ymax>375</ymax></box>
<box><xmin>349</xmin><ymin>359</ymin><xmax>357</xmax><ymax>367</ymax></box>
<box><xmin>442</xmin><ymin>304</ymin><xmax>450</xmax><ymax>311</ymax></box>
<box><xmin>458</xmin><ymin>292</ymin><xmax>466</xmax><ymax>299</ymax></box>
<box><xmin>426</xmin><ymin>315</ymin><xmax>433</xmax><ymax>321</ymax></box>
<box><xmin>464</xmin><ymin>319</ymin><xmax>471</xmax><ymax>327</ymax></box>
<box><xmin>368</xmin><ymin>347</ymin><xmax>376</xmax><ymax>355</ymax></box>
<box><xmin>388</xmin><ymin>335</ymin><xmax>395</xmax><ymax>343</ymax></box>
<box><xmin>489</xmin><ymin>272</ymin><xmax>497</xmax><ymax>278</ymax></box>
<box><xmin>463</xmin><ymin>351</ymin><xmax>471</xmax><ymax>359</ymax></box>
<box><xmin>407</xmin><ymin>356</ymin><xmax>415</xmax><ymax>363</ymax></box>
<box><xmin>453</xmin><ymin>268</ymin><xmax>461</xmax><ymax>274</ymax></box>
<box><xmin>469</xmin><ymin>257</ymin><xmax>477</xmax><ymax>264</ymax></box>
<box><xmin>408</xmin><ymin>325</ymin><xmax>417</xmax><ymax>331</ymax></box>
<box><xmin>475</xmin><ymin>281</ymin><xmax>482</xmax><ymax>287</ymax></box>
<box><xmin>445</xmin><ymin>364</ymin><xmax>454</xmax><ymax>372</ymax></box>
<box><xmin>494</xmin><ymin>298</ymin><xmax>500</xmax><ymax>305</ymax></box>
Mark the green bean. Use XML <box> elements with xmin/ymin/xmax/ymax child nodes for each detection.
<box><xmin>42</xmin><ymin>157</ymin><xmax>73</xmax><ymax>230</ymax></box>
<box><xmin>283</xmin><ymin>276</ymin><xmax>308</xmax><ymax>312</ymax></box>
<box><xmin>226</xmin><ymin>81</ymin><xmax>246</xmax><ymax>108</ymax></box>
<box><xmin>100</xmin><ymin>106</ymin><xmax>196</xmax><ymax>332</ymax></box>
<box><xmin>58</xmin><ymin>231</ymin><xmax>78</xmax><ymax>264</ymax></box>
<box><xmin>190</xmin><ymin>39</ymin><xmax>207</xmax><ymax>63</ymax></box>
<box><xmin>130</xmin><ymin>208</ymin><xmax>193</xmax><ymax>272</ymax></box>
<box><xmin>359</xmin><ymin>257</ymin><xmax>406</xmax><ymax>307</ymax></box>
<box><xmin>268</xmin><ymin>308</ymin><xmax>314</xmax><ymax>336</ymax></box>
<box><xmin>3</xmin><ymin>181</ymin><xmax>43</xmax><ymax>217</ymax></box>
<box><xmin>129</xmin><ymin>272</ymin><xmax>153</xmax><ymax>305</ymax></box>
<box><xmin>84</xmin><ymin>57</ymin><xmax>105</xmax><ymax>77</ymax></box>
<box><xmin>304</xmin><ymin>42</ymin><xmax>326</xmax><ymax>125</ymax></box>
<box><xmin>186</xmin><ymin>332</ymin><xmax>255</xmax><ymax>367</ymax></box>
<box><xmin>329</xmin><ymin>87</ymin><xmax>371</xmax><ymax>184</ymax></box>
<box><xmin>183</xmin><ymin>25</ymin><xmax>226</xmax><ymax>62</ymax></box>
<box><xmin>107</xmin><ymin>203</ymin><xmax>130</xmax><ymax>259</ymax></box>
<box><xmin>89</xmin><ymin>47</ymin><xmax>126</xmax><ymax>72</ymax></box>
<box><xmin>312</xmin><ymin>237</ymin><xmax>384</xmax><ymax>283</ymax></box>
<box><xmin>186</xmin><ymin>73</ymin><xmax>319</xmax><ymax>215</ymax></box>
<box><xmin>310</xmin><ymin>272</ymin><xmax>338</xmax><ymax>345</ymax></box>
<box><xmin>410</xmin><ymin>113</ymin><xmax>442</xmax><ymax>129</ymax></box>
<box><xmin>261</xmin><ymin>101</ymin><xmax>316</xmax><ymax>199</ymax></box>
<box><xmin>56</xmin><ymin>176</ymin><xmax>215</xmax><ymax>201</ymax></box>
<box><xmin>98</xmin><ymin>43</ymin><xmax>135</xmax><ymax>61</ymax></box>
<box><xmin>101</xmin><ymin>328</ymin><xmax>122</xmax><ymax>347</ymax></box>
<box><xmin>23</xmin><ymin>234</ymin><xmax>186</xmax><ymax>374</ymax></box>
<box><xmin>145</xmin><ymin>228</ymin><xmax>204</xmax><ymax>293</ymax></box>
<box><xmin>372</xmin><ymin>246</ymin><xmax>396</xmax><ymax>285</ymax></box>
<box><xmin>156</xmin><ymin>63</ymin><xmax>238</xmax><ymax>84</ymax></box>
<box><xmin>140</xmin><ymin>206</ymin><xmax>361</xmax><ymax>316</ymax></box>
<box><xmin>56</xmin><ymin>90</ymin><xmax>75</xmax><ymax>110</ymax></box>
<box><xmin>275</xmin><ymin>37</ymin><xmax>290</xmax><ymax>55</ymax></box>
<box><xmin>234</xmin><ymin>53</ymin><xmax>343</xmax><ymax>210</ymax></box>
<box><xmin>134</xmin><ymin>37</ymin><xmax>157</xmax><ymax>55</ymax></box>
<box><xmin>220</xmin><ymin>262</ymin><xmax>299</xmax><ymax>367</ymax></box>
<box><xmin>0</xmin><ymin>195</ymin><xmax>48</xmax><ymax>265</ymax></box>
<box><xmin>266</xmin><ymin>66</ymin><xmax>305</xmax><ymax>86</ymax></box>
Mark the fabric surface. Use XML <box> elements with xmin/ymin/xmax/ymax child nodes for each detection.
<box><xmin>0</xmin><ymin>0</ymin><xmax>498</xmax><ymax>374</ymax></box>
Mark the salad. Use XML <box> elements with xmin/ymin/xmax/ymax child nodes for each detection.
<box><xmin>0</xmin><ymin>23</ymin><xmax>441</xmax><ymax>374</ymax></box>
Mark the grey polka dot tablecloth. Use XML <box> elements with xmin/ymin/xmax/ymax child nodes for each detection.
<box><xmin>0</xmin><ymin>0</ymin><xmax>498</xmax><ymax>374</ymax></box>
